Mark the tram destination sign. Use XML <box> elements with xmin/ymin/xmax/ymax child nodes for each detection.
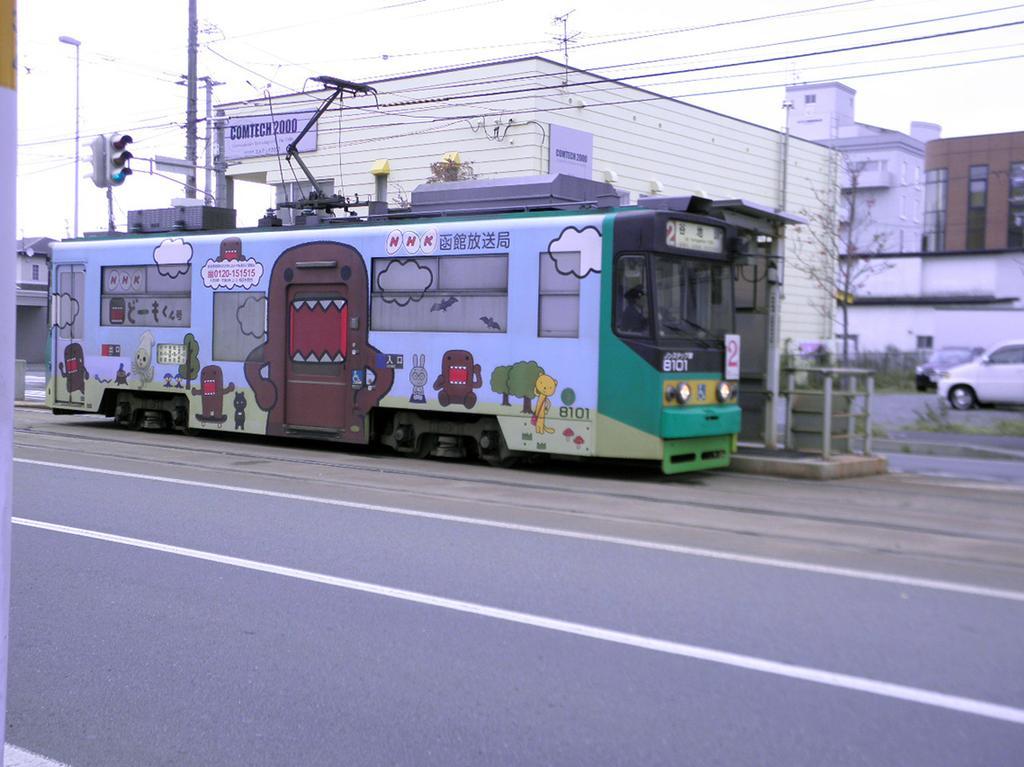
<box><xmin>666</xmin><ymin>220</ymin><xmax>724</xmax><ymax>254</ymax></box>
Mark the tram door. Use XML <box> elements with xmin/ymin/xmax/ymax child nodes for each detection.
<box><xmin>283</xmin><ymin>284</ymin><xmax>354</xmax><ymax>435</ymax></box>
<box><xmin>53</xmin><ymin>263</ymin><xmax>87</xmax><ymax>405</ymax></box>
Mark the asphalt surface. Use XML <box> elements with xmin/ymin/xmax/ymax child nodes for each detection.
<box><xmin>7</xmin><ymin>409</ymin><xmax>1024</xmax><ymax>765</ymax></box>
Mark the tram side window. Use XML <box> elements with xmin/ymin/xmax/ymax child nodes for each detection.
<box><xmin>100</xmin><ymin>265</ymin><xmax>191</xmax><ymax>327</ymax></box>
<box><xmin>538</xmin><ymin>251</ymin><xmax>580</xmax><ymax>338</ymax></box>
<box><xmin>615</xmin><ymin>255</ymin><xmax>650</xmax><ymax>336</ymax></box>
<box><xmin>212</xmin><ymin>291</ymin><xmax>267</xmax><ymax>361</ymax></box>
<box><xmin>370</xmin><ymin>254</ymin><xmax>508</xmax><ymax>333</ymax></box>
<box><xmin>56</xmin><ymin>266</ymin><xmax>84</xmax><ymax>340</ymax></box>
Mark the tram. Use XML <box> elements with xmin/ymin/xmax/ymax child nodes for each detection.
<box><xmin>48</xmin><ymin>174</ymin><xmax>743</xmax><ymax>473</ymax></box>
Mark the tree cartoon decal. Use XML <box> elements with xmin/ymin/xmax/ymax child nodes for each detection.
<box><xmin>507</xmin><ymin>361</ymin><xmax>545</xmax><ymax>414</ymax></box>
<box><xmin>179</xmin><ymin>332</ymin><xmax>201</xmax><ymax>389</ymax></box>
<box><xmin>490</xmin><ymin>365</ymin><xmax>512</xmax><ymax>406</ymax></box>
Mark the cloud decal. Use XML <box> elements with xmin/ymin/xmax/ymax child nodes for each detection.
<box><xmin>154</xmin><ymin>238</ymin><xmax>193</xmax><ymax>278</ymax></box>
<box><xmin>201</xmin><ymin>258</ymin><xmax>264</xmax><ymax>290</ymax></box>
<box><xmin>236</xmin><ymin>295</ymin><xmax>267</xmax><ymax>338</ymax></box>
<box><xmin>53</xmin><ymin>292</ymin><xmax>80</xmax><ymax>329</ymax></box>
<box><xmin>545</xmin><ymin>226</ymin><xmax>603</xmax><ymax>279</ymax></box>
<box><xmin>376</xmin><ymin>259</ymin><xmax>434</xmax><ymax>306</ymax></box>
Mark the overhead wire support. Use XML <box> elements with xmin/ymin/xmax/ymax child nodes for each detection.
<box><xmin>282</xmin><ymin>75</ymin><xmax>377</xmax><ymax>213</ymax></box>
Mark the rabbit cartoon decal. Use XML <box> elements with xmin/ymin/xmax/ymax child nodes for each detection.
<box><xmin>408</xmin><ymin>354</ymin><xmax>428</xmax><ymax>404</ymax></box>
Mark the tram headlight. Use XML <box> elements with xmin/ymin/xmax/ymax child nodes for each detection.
<box><xmin>716</xmin><ymin>381</ymin><xmax>733</xmax><ymax>402</ymax></box>
<box><xmin>666</xmin><ymin>382</ymin><xmax>691</xmax><ymax>404</ymax></box>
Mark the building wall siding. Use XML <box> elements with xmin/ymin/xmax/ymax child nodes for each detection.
<box><xmin>221</xmin><ymin>58</ymin><xmax>836</xmax><ymax>346</ymax></box>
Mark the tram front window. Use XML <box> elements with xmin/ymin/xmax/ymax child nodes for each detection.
<box><xmin>653</xmin><ymin>256</ymin><xmax>733</xmax><ymax>340</ymax></box>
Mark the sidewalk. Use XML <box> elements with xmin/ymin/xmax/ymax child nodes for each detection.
<box><xmin>872</xmin><ymin>430</ymin><xmax>1024</xmax><ymax>462</ymax></box>
<box><xmin>730</xmin><ymin>444</ymin><xmax>888</xmax><ymax>480</ymax></box>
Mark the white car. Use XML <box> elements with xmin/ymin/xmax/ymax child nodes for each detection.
<box><xmin>937</xmin><ymin>339</ymin><xmax>1024</xmax><ymax>409</ymax></box>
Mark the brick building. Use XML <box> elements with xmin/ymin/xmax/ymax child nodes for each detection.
<box><xmin>923</xmin><ymin>131</ymin><xmax>1024</xmax><ymax>252</ymax></box>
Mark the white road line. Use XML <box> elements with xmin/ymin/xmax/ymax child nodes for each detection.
<box><xmin>14</xmin><ymin>457</ymin><xmax>1024</xmax><ymax>603</ymax></box>
<box><xmin>4</xmin><ymin>743</ymin><xmax>70</xmax><ymax>767</ymax></box>
<box><xmin>13</xmin><ymin>515</ymin><xmax>1024</xmax><ymax>727</ymax></box>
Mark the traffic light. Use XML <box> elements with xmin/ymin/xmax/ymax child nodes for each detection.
<box><xmin>107</xmin><ymin>134</ymin><xmax>133</xmax><ymax>186</ymax></box>
<box><xmin>89</xmin><ymin>134</ymin><xmax>109</xmax><ymax>188</ymax></box>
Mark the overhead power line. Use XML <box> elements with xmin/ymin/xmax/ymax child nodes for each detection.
<box><xmin>372</xmin><ymin>18</ymin><xmax>1024</xmax><ymax>108</ymax></box>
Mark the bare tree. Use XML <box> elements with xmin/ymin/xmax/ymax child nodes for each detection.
<box><xmin>792</xmin><ymin>152</ymin><xmax>894</xmax><ymax>364</ymax></box>
<box><xmin>426</xmin><ymin>156</ymin><xmax>477</xmax><ymax>184</ymax></box>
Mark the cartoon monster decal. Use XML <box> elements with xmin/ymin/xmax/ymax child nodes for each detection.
<box><xmin>58</xmin><ymin>342</ymin><xmax>90</xmax><ymax>395</ymax></box>
<box><xmin>191</xmin><ymin>365</ymin><xmax>235</xmax><ymax>424</ymax></box>
<box><xmin>220</xmin><ymin>237</ymin><xmax>242</xmax><ymax>261</ymax></box>
<box><xmin>244</xmin><ymin>241</ymin><xmax>394</xmax><ymax>441</ymax></box>
<box><xmin>233</xmin><ymin>391</ymin><xmax>247</xmax><ymax>430</ymax></box>
<box><xmin>532</xmin><ymin>373</ymin><xmax>558</xmax><ymax>435</ymax></box>
<box><xmin>201</xmin><ymin>237</ymin><xmax>264</xmax><ymax>290</ymax></box>
<box><xmin>433</xmin><ymin>349</ymin><xmax>482</xmax><ymax>408</ymax></box>
<box><xmin>409</xmin><ymin>354</ymin><xmax>428</xmax><ymax>404</ymax></box>
<box><xmin>132</xmin><ymin>331</ymin><xmax>155</xmax><ymax>388</ymax></box>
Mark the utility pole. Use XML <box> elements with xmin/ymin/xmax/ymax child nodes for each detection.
<box><xmin>200</xmin><ymin>76</ymin><xmax>223</xmax><ymax>205</ymax></box>
<box><xmin>765</xmin><ymin>98</ymin><xmax>795</xmax><ymax>449</ymax></box>
<box><xmin>215</xmin><ymin>108</ymin><xmax>232</xmax><ymax>209</ymax></box>
<box><xmin>1</xmin><ymin>0</ymin><xmax>17</xmax><ymax>743</ymax></box>
<box><xmin>185</xmin><ymin>0</ymin><xmax>198</xmax><ymax>199</ymax></box>
<box><xmin>58</xmin><ymin>36</ymin><xmax>81</xmax><ymax>237</ymax></box>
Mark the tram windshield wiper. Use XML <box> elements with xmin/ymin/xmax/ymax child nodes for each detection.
<box><xmin>659</xmin><ymin>317</ymin><xmax>714</xmax><ymax>347</ymax></box>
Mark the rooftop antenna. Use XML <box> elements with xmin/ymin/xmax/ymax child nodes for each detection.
<box><xmin>282</xmin><ymin>75</ymin><xmax>377</xmax><ymax>214</ymax></box>
<box><xmin>552</xmin><ymin>10</ymin><xmax>579</xmax><ymax>86</ymax></box>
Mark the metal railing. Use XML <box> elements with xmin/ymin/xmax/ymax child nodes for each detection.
<box><xmin>784</xmin><ymin>367</ymin><xmax>876</xmax><ymax>460</ymax></box>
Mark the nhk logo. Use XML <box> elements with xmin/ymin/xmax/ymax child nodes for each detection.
<box><xmin>386</xmin><ymin>228</ymin><xmax>438</xmax><ymax>256</ymax></box>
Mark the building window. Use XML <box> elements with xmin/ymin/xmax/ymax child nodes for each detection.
<box><xmin>538</xmin><ymin>252</ymin><xmax>580</xmax><ymax>338</ymax></box>
<box><xmin>31</xmin><ymin>264</ymin><xmax>39</xmax><ymax>280</ymax></box>
<box><xmin>966</xmin><ymin>164</ymin><xmax>988</xmax><ymax>250</ymax></box>
<box><xmin>923</xmin><ymin>168</ymin><xmax>947</xmax><ymax>251</ymax></box>
<box><xmin>1009</xmin><ymin>162</ymin><xmax>1024</xmax><ymax>249</ymax></box>
<box><xmin>916</xmin><ymin>335</ymin><xmax>933</xmax><ymax>351</ymax></box>
<box><xmin>804</xmin><ymin>94</ymin><xmax>816</xmax><ymax>104</ymax></box>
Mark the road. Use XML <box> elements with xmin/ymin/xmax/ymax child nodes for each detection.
<box><xmin>885</xmin><ymin>452</ymin><xmax>1024</xmax><ymax>486</ymax></box>
<box><xmin>8</xmin><ymin>408</ymin><xmax>1024</xmax><ymax>766</ymax></box>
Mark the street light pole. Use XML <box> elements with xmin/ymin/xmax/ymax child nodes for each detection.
<box><xmin>58</xmin><ymin>35</ymin><xmax>80</xmax><ymax>238</ymax></box>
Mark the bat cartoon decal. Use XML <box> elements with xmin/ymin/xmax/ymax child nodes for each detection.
<box><xmin>430</xmin><ymin>296</ymin><xmax>458</xmax><ymax>312</ymax></box>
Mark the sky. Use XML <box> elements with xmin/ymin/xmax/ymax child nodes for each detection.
<box><xmin>15</xmin><ymin>0</ymin><xmax>1024</xmax><ymax>240</ymax></box>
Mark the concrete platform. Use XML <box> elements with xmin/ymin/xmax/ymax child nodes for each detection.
<box><xmin>728</xmin><ymin>447</ymin><xmax>888</xmax><ymax>480</ymax></box>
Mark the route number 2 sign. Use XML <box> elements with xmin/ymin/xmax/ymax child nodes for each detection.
<box><xmin>724</xmin><ymin>334</ymin><xmax>741</xmax><ymax>380</ymax></box>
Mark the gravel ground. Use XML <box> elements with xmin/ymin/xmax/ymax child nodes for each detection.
<box><xmin>869</xmin><ymin>392</ymin><xmax>1024</xmax><ymax>431</ymax></box>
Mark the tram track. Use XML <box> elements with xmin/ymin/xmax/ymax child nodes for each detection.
<box><xmin>14</xmin><ymin>416</ymin><xmax>1024</xmax><ymax>575</ymax></box>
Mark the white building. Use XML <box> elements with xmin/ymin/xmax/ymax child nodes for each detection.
<box><xmin>15</xmin><ymin>236</ymin><xmax>53</xmax><ymax>364</ymax></box>
<box><xmin>846</xmin><ymin>250</ymin><xmax>1024</xmax><ymax>353</ymax></box>
<box><xmin>219</xmin><ymin>56</ymin><xmax>837</xmax><ymax>348</ymax></box>
<box><xmin>786</xmin><ymin>82</ymin><xmax>940</xmax><ymax>254</ymax></box>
